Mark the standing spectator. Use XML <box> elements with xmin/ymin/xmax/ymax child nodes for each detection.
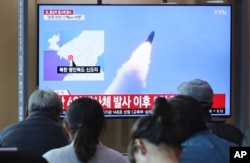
<box><xmin>43</xmin><ymin>97</ymin><xmax>128</xmax><ymax>163</ymax></box>
<box><xmin>0</xmin><ymin>89</ymin><xmax>69</xmax><ymax>156</ymax></box>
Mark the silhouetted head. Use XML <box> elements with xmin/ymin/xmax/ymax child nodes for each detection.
<box><xmin>27</xmin><ymin>89</ymin><xmax>63</xmax><ymax>120</ymax></box>
<box><xmin>169</xmin><ymin>95</ymin><xmax>208</xmax><ymax>141</ymax></box>
<box><xmin>64</xmin><ymin>97</ymin><xmax>106</xmax><ymax>162</ymax></box>
<box><xmin>128</xmin><ymin>97</ymin><xmax>182</xmax><ymax>163</ymax></box>
<box><xmin>177</xmin><ymin>79</ymin><xmax>214</xmax><ymax>121</ymax></box>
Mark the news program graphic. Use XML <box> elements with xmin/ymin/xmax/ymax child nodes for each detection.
<box><xmin>44</xmin><ymin>30</ymin><xmax>104</xmax><ymax>81</ymax></box>
<box><xmin>230</xmin><ymin>147</ymin><xmax>250</xmax><ymax>163</ymax></box>
<box><xmin>57</xmin><ymin>91</ymin><xmax>226</xmax><ymax>117</ymax></box>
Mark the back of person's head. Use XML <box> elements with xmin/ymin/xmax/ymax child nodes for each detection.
<box><xmin>177</xmin><ymin>78</ymin><xmax>213</xmax><ymax>121</ymax></box>
<box><xmin>177</xmin><ymin>79</ymin><xmax>213</xmax><ymax>104</ymax></box>
<box><xmin>28</xmin><ymin>89</ymin><xmax>62</xmax><ymax>117</ymax></box>
<box><xmin>208</xmin><ymin>122</ymin><xmax>244</xmax><ymax>146</ymax></box>
<box><xmin>128</xmin><ymin>97</ymin><xmax>182</xmax><ymax>163</ymax></box>
<box><xmin>169</xmin><ymin>95</ymin><xmax>208</xmax><ymax>141</ymax></box>
<box><xmin>64</xmin><ymin>97</ymin><xmax>106</xmax><ymax>162</ymax></box>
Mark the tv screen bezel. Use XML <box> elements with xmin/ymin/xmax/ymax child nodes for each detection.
<box><xmin>36</xmin><ymin>3</ymin><xmax>232</xmax><ymax>118</ymax></box>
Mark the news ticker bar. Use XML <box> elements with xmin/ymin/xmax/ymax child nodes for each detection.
<box><xmin>60</xmin><ymin>108</ymin><xmax>225</xmax><ymax>118</ymax></box>
<box><xmin>60</xmin><ymin>94</ymin><xmax>226</xmax><ymax>110</ymax></box>
<box><xmin>230</xmin><ymin>147</ymin><xmax>250</xmax><ymax>162</ymax></box>
<box><xmin>61</xmin><ymin>109</ymin><xmax>153</xmax><ymax>117</ymax></box>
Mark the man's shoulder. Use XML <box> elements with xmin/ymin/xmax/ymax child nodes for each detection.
<box><xmin>0</xmin><ymin>122</ymin><xmax>23</xmax><ymax>146</ymax></box>
<box><xmin>182</xmin><ymin>131</ymin><xmax>212</xmax><ymax>145</ymax></box>
<box><xmin>0</xmin><ymin>122</ymin><xmax>21</xmax><ymax>134</ymax></box>
<box><xmin>183</xmin><ymin>131</ymin><xmax>237</xmax><ymax>146</ymax></box>
<box><xmin>0</xmin><ymin>116</ymin><xmax>63</xmax><ymax>138</ymax></box>
<box><xmin>181</xmin><ymin>131</ymin><xmax>234</xmax><ymax>163</ymax></box>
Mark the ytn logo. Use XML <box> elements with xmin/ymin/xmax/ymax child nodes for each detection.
<box><xmin>214</xmin><ymin>10</ymin><xmax>227</xmax><ymax>16</ymax></box>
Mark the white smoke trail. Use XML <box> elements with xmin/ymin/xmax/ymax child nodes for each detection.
<box><xmin>104</xmin><ymin>41</ymin><xmax>152</xmax><ymax>94</ymax></box>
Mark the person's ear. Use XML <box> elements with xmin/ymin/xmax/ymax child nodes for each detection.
<box><xmin>135</xmin><ymin>139</ymin><xmax>147</xmax><ymax>155</ymax></box>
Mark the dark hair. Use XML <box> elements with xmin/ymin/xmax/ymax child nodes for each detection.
<box><xmin>128</xmin><ymin>97</ymin><xmax>182</xmax><ymax>163</ymax></box>
<box><xmin>65</xmin><ymin>97</ymin><xmax>106</xmax><ymax>162</ymax></box>
<box><xmin>169</xmin><ymin>95</ymin><xmax>208</xmax><ymax>141</ymax></box>
<box><xmin>28</xmin><ymin>89</ymin><xmax>62</xmax><ymax>116</ymax></box>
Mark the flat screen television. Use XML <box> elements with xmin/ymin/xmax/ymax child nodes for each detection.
<box><xmin>37</xmin><ymin>4</ymin><xmax>232</xmax><ymax>118</ymax></box>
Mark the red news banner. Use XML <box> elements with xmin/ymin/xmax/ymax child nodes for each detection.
<box><xmin>59</xmin><ymin>94</ymin><xmax>225</xmax><ymax>111</ymax></box>
<box><xmin>44</xmin><ymin>9</ymin><xmax>74</xmax><ymax>15</ymax></box>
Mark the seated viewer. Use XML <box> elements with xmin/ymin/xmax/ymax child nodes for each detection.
<box><xmin>0</xmin><ymin>89</ymin><xmax>69</xmax><ymax>156</ymax></box>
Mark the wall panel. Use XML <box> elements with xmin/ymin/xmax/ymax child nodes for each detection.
<box><xmin>0</xmin><ymin>0</ymin><xmax>18</xmax><ymax>130</ymax></box>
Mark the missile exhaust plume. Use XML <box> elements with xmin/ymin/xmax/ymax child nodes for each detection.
<box><xmin>104</xmin><ymin>31</ymin><xmax>154</xmax><ymax>94</ymax></box>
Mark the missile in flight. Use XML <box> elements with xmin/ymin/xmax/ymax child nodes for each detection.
<box><xmin>146</xmin><ymin>31</ymin><xmax>154</xmax><ymax>43</ymax></box>
<box><xmin>104</xmin><ymin>31</ymin><xmax>155</xmax><ymax>94</ymax></box>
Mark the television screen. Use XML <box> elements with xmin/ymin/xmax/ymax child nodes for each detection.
<box><xmin>37</xmin><ymin>4</ymin><xmax>232</xmax><ymax>117</ymax></box>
